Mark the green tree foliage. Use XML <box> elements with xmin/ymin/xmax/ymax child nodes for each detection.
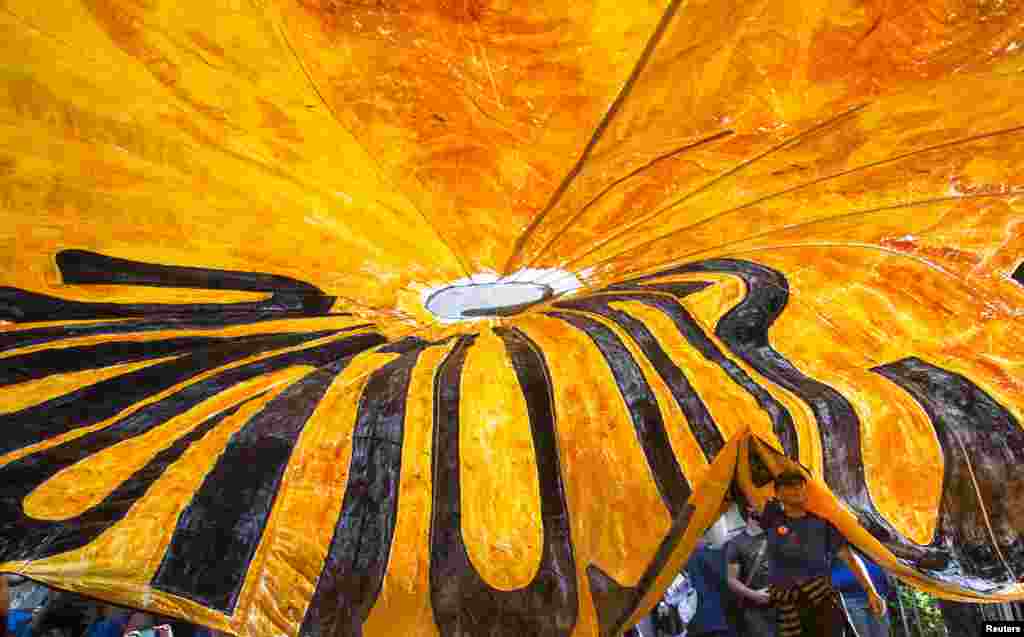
<box><xmin>890</xmin><ymin>584</ymin><xmax>946</xmax><ymax>637</ymax></box>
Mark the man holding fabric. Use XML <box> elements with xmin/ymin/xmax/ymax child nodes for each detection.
<box><xmin>726</xmin><ymin>503</ymin><xmax>775</xmax><ymax>636</ymax></box>
<box><xmin>758</xmin><ymin>470</ymin><xmax>886</xmax><ymax>637</ymax></box>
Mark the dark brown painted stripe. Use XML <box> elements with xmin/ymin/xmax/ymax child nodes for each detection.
<box><xmin>429</xmin><ymin>331</ymin><xmax>578</xmax><ymax>637</ymax></box>
<box><xmin>622</xmin><ymin>259</ymin><xmax>958</xmax><ymax>568</ymax></box>
<box><xmin>595</xmin><ymin>280</ymin><xmax>798</xmax><ymax>458</ymax></box>
<box><xmin>58</xmin><ymin>249</ymin><xmax>334</xmax><ymax>315</ymax></box>
<box><xmin>604</xmin><ymin>281</ymin><xmax>712</xmax><ymax>297</ymax></box>
<box><xmin>0</xmin><ymin>249</ymin><xmax>349</xmax><ymax>352</ymax></box>
<box><xmin>0</xmin><ymin>396</ymin><xmax>263</xmax><ymax>552</ymax></box>
<box><xmin>0</xmin><ymin>285</ymin><xmax>331</xmax><ymax>323</ymax></box>
<box><xmin>1013</xmin><ymin>262</ymin><xmax>1024</xmax><ymax>286</ymax></box>
<box><xmin>0</xmin><ymin>330</ymin><xmax>354</xmax><ymax>456</ymax></box>
<box><xmin>0</xmin><ymin>336</ymin><xmax>242</xmax><ymax>387</ymax></box>
<box><xmin>152</xmin><ymin>362</ymin><xmax>348</xmax><ymax>612</ymax></box>
<box><xmin>546</xmin><ymin>311</ymin><xmax>691</xmax><ymax>516</ymax></box>
<box><xmin>0</xmin><ymin>319</ymin><xmax>373</xmax><ymax>356</ymax></box>
<box><xmin>629</xmin><ymin>260</ymin><xmax>911</xmax><ymax>540</ymax></box>
<box><xmin>56</xmin><ymin>250</ymin><xmax>325</xmax><ymax>295</ymax></box>
<box><xmin>873</xmin><ymin>357</ymin><xmax>1024</xmax><ymax>589</ymax></box>
<box><xmin>552</xmin><ymin>295</ymin><xmax>724</xmax><ymax>460</ymax></box>
<box><xmin>0</xmin><ymin>333</ymin><xmax>384</xmax><ymax>567</ymax></box>
<box><xmin>299</xmin><ymin>344</ymin><xmax>428</xmax><ymax>637</ymax></box>
<box><xmin>587</xmin><ymin>504</ymin><xmax>696</xmax><ymax>637</ymax></box>
<box><xmin>2</xmin><ymin>250</ymin><xmax>336</xmax><ymax>323</ymax></box>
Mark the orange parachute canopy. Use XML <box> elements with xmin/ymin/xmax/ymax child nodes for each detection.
<box><xmin>2</xmin><ymin>1</ymin><xmax>1024</xmax><ymax>636</ymax></box>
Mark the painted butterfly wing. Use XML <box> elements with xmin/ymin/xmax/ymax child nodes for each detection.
<box><xmin>2</xmin><ymin>1</ymin><xmax>1024</xmax><ymax>636</ymax></box>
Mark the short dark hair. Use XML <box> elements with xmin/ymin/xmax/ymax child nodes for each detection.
<box><xmin>774</xmin><ymin>470</ymin><xmax>807</xmax><ymax>486</ymax></box>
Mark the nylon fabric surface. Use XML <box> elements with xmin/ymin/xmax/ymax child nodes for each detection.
<box><xmin>2</xmin><ymin>1</ymin><xmax>1024</xmax><ymax>636</ymax></box>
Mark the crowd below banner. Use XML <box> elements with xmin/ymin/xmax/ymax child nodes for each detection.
<box><xmin>0</xmin><ymin>490</ymin><xmax>894</xmax><ymax>637</ymax></box>
<box><xmin>0</xmin><ymin>536</ymin><xmax>891</xmax><ymax>637</ymax></box>
<box><xmin>1</xmin><ymin>577</ymin><xmax>217</xmax><ymax>637</ymax></box>
<box><xmin>629</xmin><ymin>500</ymin><xmax>894</xmax><ymax>637</ymax></box>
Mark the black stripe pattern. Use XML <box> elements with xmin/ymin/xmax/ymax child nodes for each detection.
<box><xmin>623</xmin><ymin>260</ymin><xmax>802</xmax><ymax>457</ymax></box>
<box><xmin>153</xmin><ymin>362</ymin><xmax>348</xmax><ymax>612</ymax></box>
<box><xmin>0</xmin><ymin>251</ymin><xmax>387</xmax><ymax>618</ymax></box>
<box><xmin>595</xmin><ymin>284</ymin><xmax>798</xmax><ymax>458</ymax></box>
<box><xmin>0</xmin><ymin>333</ymin><xmax>384</xmax><ymax>563</ymax></box>
<box><xmin>1</xmin><ymin>249</ymin><xmax>337</xmax><ymax>321</ymax></box>
<box><xmin>620</xmin><ymin>259</ymin><xmax>948</xmax><ymax>565</ymax></box>
<box><xmin>545</xmin><ymin>311</ymin><xmax>691</xmax><ymax>516</ymax></box>
<box><xmin>0</xmin><ymin>249</ymin><xmax>350</xmax><ymax>354</ymax></box>
<box><xmin>873</xmin><ymin>358</ymin><xmax>1024</xmax><ymax>589</ymax></box>
<box><xmin>299</xmin><ymin>343</ymin><xmax>429</xmax><ymax>637</ymax></box>
<box><xmin>553</xmin><ymin>290</ymin><xmax>724</xmax><ymax>461</ymax></box>
<box><xmin>0</xmin><ymin>330</ymin><xmax>353</xmax><ymax>456</ymax></box>
<box><xmin>3</xmin><ymin>248</ymin><xmax>1024</xmax><ymax>637</ymax></box>
<box><xmin>428</xmin><ymin>332</ymin><xmax>578</xmax><ymax>637</ymax></box>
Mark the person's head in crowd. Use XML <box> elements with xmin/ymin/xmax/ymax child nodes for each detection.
<box><xmin>774</xmin><ymin>469</ymin><xmax>808</xmax><ymax>509</ymax></box>
<box><xmin>740</xmin><ymin>501</ymin><xmax>763</xmax><ymax>533</ymax></box>
<box><xmin>702</xmin><ymin>516</ymin><xmax>729</xmax><ymax>549</ymax></box>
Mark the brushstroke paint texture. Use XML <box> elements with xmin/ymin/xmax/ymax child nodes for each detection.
<box><xmin>874</xmin><ymin>358</ymin><xmax>1024</xmax><ymax>590</ymax></box>
<box><xmin>0</xmin><ymin>333</ymin><xmax>385</xmax><ymax>566</ymax></box>
<box><xmin>545</xmin><ymin>311</ymin><xmax>691</xmax><ymax>516</ymax></box>
<box><xmin>553</xmin><ymin>290</ymin><xmax>724</xmax><ymax>460</ymax></box>
<box><xmin>626</xmin><ymin>259</ymin><xmax>942</xmax><ymax>561</ymax></box>
<box><xmin>299</xmin><ymin>344</ymin><xmax>427</xmax><ymax>637</ymax></box>
<box><xmin>599</xmin><ymin>283</ymin><xmax>799</xmax><ymax>457</ymax></box>
<box><xmin>429</xmin><ymin>332</ymin><xmax>578</xmax><ymax>636</ymax></box>
<box><xmin>152</xmin><ymin>362</ymin><xmax>349</xmax><ymax>612</ymax></box>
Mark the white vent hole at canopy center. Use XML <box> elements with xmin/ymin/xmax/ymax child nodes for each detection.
<box><xmin>423</xmin><ymin>269</ymin><xmax>583</xmax><ymax>322</ymax></box>
<box><xmin>426</xmin><ymin>281</ymin><xmax>553</xmax><ymax>320</ymax></box>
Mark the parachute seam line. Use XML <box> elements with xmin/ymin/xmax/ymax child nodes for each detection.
<box><xmin>502</xmin><ymin>0</ymin><xmax>687</xmax><ymax>275</ymax></box>
<box><xmin>558</xmin><ymin>241</ymin><xmax>967</xmax><ymax>324</ymax></box>
<box><xmin>465</xmin><ymin>4</ymin><xmax>504</xmax><ymax>112</ymax></box>
<box><xmin>530</xmin><ymin>105</ymin><xmax>868</xmax><ymax>292</ymax></box>
<box><xmin>550</xmin><ymin>300</ymin><xmax>725</xmax><ymax>460</ymax></box>
<box><xmin>541</xmin><ymin>191</ymin><xmax>1013</xmax><ymax>296</ymax></box>
<box><xmin>551</xmin><ymin>103</ymin><xmax>870</xmax><ymax>274</ymax></box>
<box><xmin>605</xmin><ymin>192</ymin><xmax>1014</xmax><ymax>283</ymax></box>
<box><xmin>947</xmin><ymin>426</ymin><xmax>1018</xmax><ymax>582</ymax></box>
<box><xmin>562</xmin><ymin>123</ymin><xmax>1024</xmax><ymax>275</ymax></box>
<box><xmin>521</xmin><ymin>130</ymin><xmax>735</xmax><ymax>272</ymax></box>
<box><xmin>272</xmin><ymin>15</ymin><xmax>474</xmax><ymax>279</ymax></box>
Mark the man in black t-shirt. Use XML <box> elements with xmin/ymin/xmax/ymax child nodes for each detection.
<box><xmin>757</xmin><ymin>470</ymin><xmax>885</xmax><ymax>637</ymax></box>
<box><xmin>726</xmin><ymin>504</ymin><xmax>774</xmax><ymax>636</ymax></box>
<box><xmin>28</xmin><ymin>590</ymin><xmax>93</xmax><ymax>637</ymax></box>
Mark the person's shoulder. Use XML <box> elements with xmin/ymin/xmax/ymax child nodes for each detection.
<box><xmin>726</xmin><ymin>530</ymin><xmax>752</xmax><ymax>548</ymax></box>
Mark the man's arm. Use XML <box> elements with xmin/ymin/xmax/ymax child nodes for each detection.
<box><xmin>726</xmin><ymin>562</ymin><xmax>770</xmax><ymax>606</ymax></box>
<box><xmin>0</xmin><ymin>577</ymin><xmax>8</xmax><ymax>637</ymax></box>
<box><xmin>29</xmin><ymin>590</ymin><xmax>60</xmax><ymax>634</ymax></box>
<box><xmin>837</xmin><ymin>546</ymin><xmax>886</xmax><ymax>616</ymax></box>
